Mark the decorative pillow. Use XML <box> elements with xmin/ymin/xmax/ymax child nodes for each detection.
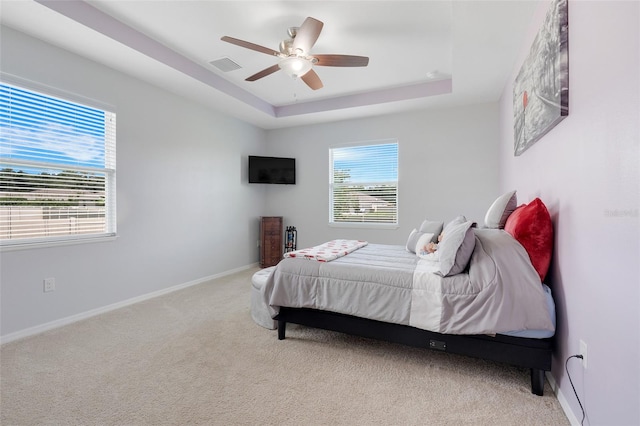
<box><xmin>405</xmin><ymin>229</ymin><xmax>423</xmax><ymax>253</ymax></box>
<box><xmin>484</xmin><ymin>190</ymin><xmax>517</xmax><ymax>229</ymax></box>
<box><xmin>418</xmin><ymin>220</ymin><xmax>443</xmax><ymax>243</ymax></box>
<box><xmin>504</xmin><ymin>198</ymin><xmax>553</xmax><ymax>282</ymax></box>
<box><xmin>414</xmin><ymin>232</ymin><xmax>435</xmax><ymax>255</ymax></box>
<box><xmin>436</xmin><ymin>220</ymin><xmax>476</xmax><ymax>277</ymax></box>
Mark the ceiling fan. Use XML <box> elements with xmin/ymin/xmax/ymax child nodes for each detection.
<box><xmin>221</xmin><ymin>17</ymin><xmax>369</xmax><ymax>90</ymax></box>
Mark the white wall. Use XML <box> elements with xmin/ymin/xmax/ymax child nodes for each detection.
<box><xmin>264</xmin><ymin>104</ymin><xmax>502</xmax><ymax>248</ymax></box>
<box><xmin>498</xmin><ymin>1</ymin><xmax>639</xmax><ymax>424</ymax></box>
<box><xmin>0</xmin><ymin>27</ymin><xmax>268</xmax><ymax>339</ymax></box>
<box><xmin>0</xmin><ymin>27</ymin><xmax>503</xmax><ymax>341</ymax></box>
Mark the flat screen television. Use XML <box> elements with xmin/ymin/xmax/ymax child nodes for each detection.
<box><xmin>248</xmin><ymin>155</ymin><xmax>296</xmax><ymax>185</ymax></box>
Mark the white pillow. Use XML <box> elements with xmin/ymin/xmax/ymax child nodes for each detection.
<box><xmin>484</xmin><ymin>190</ymin><xmax>517</xmax><ymax>229</ymax></box>
<box><xmin>405</xmin><ymin>229</ymin><xmax>420</xmax><ymax>253</ymax></box>
<box><xmin>414</xmin><ymin>232</ymin><xmax>435</xmax><ymax>255</ymax></box>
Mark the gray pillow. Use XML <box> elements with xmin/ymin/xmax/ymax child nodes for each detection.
<box><xmin>418</xmin><ymin>219</ymin><xmax>444</xmax><ymax>243</ymax></box>
<box><xmin>437</xmin><ymin>220</ymin><xmax>476</xmax><ymax>277</ymax></box>
<box><xmin>442</xmin><ymin>215</ymin><xmax>467</xmax><ymax>236</ymax></box>
<box><xmin>484</xmin><ymin>190</ymin><xmax>517</xmax><ymax>229</ymax></box>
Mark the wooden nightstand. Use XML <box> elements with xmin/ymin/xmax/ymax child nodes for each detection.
<box><xmin>259</xmin><ymin>216</ymin><xmax>283</xmax><ymax>268</ymax></box>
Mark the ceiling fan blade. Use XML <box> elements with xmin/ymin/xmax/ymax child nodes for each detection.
<box><xmin>221</xmin><ymin>36</ymin><xmax>279</xmax><ymax>57</ymax></box>
<box><xmin>313</xmin><ymin>54</ymin><xmax>369</xmax><ymax>67</ymax></box>
<box><xmin>292</xmin><ymin>17</ymin><xmax>323</xmax><ymax>54</ymax></box>
<box><xmin>245</xmin><ymin>64</ymin><xmax>281</xmax><ymax>81</ymax></box>
<box><xmin>301</xmin><ymin>69</ymin><xmax>323</xmax><ymax>90</ymax></box>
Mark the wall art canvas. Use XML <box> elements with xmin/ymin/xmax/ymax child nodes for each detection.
<box><xmin>513</xmin><ymin>0</ymin><xmax>569</xmax><ymax>156</ymax></box>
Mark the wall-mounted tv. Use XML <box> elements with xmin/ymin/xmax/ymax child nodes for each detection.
<box><xmin>248</xmin><ymin>155</ymin><xmax>296</xmax><ymax>185</ymax></box>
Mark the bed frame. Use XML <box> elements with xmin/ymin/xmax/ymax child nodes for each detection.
<box><xmin>275</xmin><ymin>307</ymin><xmax>552</xmax><ymax>396</ymax></box>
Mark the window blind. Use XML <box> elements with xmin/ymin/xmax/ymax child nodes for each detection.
<box><xmin>329</xmin><ymin>141</ymin><xmax>398</xmax><ymax>225</ymax></box>
<box><xmin>0</xmin><ymin>82</ymin><xmax>116</xmax><ymax>246</ymax></box>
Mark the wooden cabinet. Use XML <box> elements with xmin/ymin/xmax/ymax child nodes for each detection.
<box><xmin>260</xmin><ymin>216</ymin><xmax>283</xmax><ymax>268</ymax></box>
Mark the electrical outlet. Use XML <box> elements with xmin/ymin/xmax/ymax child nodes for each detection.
<box><xmin>579</xmin><ymin>339</ymin><xmax>588</xmax><ymax>369</ymax></box>
<box><xmin>43</xmin><ymin>277</ymin><xmax>55</xmax><ymax>292</ymax></box>
<box><xmin>256</xmin><ymin>240</ymin><xmax>260</xmax><ymax>247</ymax></box>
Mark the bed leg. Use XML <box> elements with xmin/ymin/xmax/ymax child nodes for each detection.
<box><xmin>531</xmin><ymin>368</ymin><xmax>545</xmax><ymax>396</ymax></box>
<box><xmin>277</xmin><ymin>320</ymin><xmax>286</xmax><ymax>340</ymax></box>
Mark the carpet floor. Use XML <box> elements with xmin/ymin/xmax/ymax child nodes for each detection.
<box><xmin>1</xmin><ymin>267</ymin><xmax>569</xmax><ymax>425</ymax></box>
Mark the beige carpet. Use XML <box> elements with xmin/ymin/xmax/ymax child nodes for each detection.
<box><xmin>1</xmin><ymin>268</ymin><xmax>569</xmax><ymax>425</ymax></box>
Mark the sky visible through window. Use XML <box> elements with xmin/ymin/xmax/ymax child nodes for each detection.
<box><xmin>0</xmin><ymin>83</ymin><xmax>107</xmax><ymax>171</ymax></box>
<box><xmin>332</xmin><ymin>142</ymin><xmax>398</xmax><ymax>183</ymax></box>
<box><xmin>0</xmin><ymin>82</ymin><xmax>116</xmax><ymax>242</ymax></box>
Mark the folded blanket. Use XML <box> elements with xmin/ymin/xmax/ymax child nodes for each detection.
<box><xmin>284</xmin><ymin>239</ymin><xmax>368</xmax><ymax>262</ymax></box>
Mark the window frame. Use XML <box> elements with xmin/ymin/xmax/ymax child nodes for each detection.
<box><xmin>0</xmin><ymin>76</ymin><xmax>117</xmax><ymax>251</ymax></box>
<box><xmin>328</xmin><ymin>139</ymin><xmax>399</xmax><ymax>229</ymax></box>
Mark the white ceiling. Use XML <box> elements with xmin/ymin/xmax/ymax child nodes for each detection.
<box><xmin>0</xmin><ymin>0</ymin><xmax>540</xmax><ymax>130</ymax></box>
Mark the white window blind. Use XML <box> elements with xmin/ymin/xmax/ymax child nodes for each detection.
<box><xmin>0</xmin><ymin>82</ymin><xmax>116</xmax><ymax>247</ymax></box>
<box><xmin>330</xmin><ymin>141</ymin><xmax>398</xmax><ymax>225</ymax></box>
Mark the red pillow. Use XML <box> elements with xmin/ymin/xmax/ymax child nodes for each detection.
<box><xmin>504</xmin><ymin>198</ymin><xmax>553</xmax><ymax>282</ymax></box>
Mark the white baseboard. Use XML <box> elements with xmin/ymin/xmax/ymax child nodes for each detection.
<box><xmin>0</xmin><ymin>263</ymin><xmax>258</xmax><ymax>345</ymax></box>
<box><xmin>546</xmin><ymin>371</ymin><xmax>582</xmax><ymax>426</ymax></box>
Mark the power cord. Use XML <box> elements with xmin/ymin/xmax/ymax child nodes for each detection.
<box><xmin>565</xmin><ymin>354</ymin><xmax>586</xmax><ymax>425</ymax></box>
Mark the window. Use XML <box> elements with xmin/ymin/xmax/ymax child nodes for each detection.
<box><xmin>329</xmin><ymin>140</ymin><xmax>398</xmax><ymax>226</ymax></box>
<box><xmin>0</xmin><ymin>82</ymin><xmax>116</xmax><ymax>248</ymax></box>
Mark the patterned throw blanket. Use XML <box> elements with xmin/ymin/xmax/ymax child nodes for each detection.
<box><xmin>283</xmin><ymin>239</ymin><xmax>368</xmax><ymax>262</ymax></box>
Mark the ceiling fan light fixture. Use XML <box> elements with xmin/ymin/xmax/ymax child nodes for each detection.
<box><xmin>279</xmin><ymin>57</ymin><xmax>312</xmax><ymax>78</ymax></box>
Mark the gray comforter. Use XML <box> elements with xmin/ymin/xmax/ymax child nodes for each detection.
<box><xmin>263</xmin><ymin>229</ymin><xmax>555</xmax><ymax>335</ymax></box>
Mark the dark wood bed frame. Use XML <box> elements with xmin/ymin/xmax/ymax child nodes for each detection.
<box><xmin>275</xmin><ymin>307</ymin><xmax>552</xmax><ymax>396</ymax></box>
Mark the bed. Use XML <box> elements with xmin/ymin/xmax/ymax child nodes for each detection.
<box><xmin>262</xmin><ymin>194</ymin><xmax>556</xmax><ymax>395</ymax></box>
